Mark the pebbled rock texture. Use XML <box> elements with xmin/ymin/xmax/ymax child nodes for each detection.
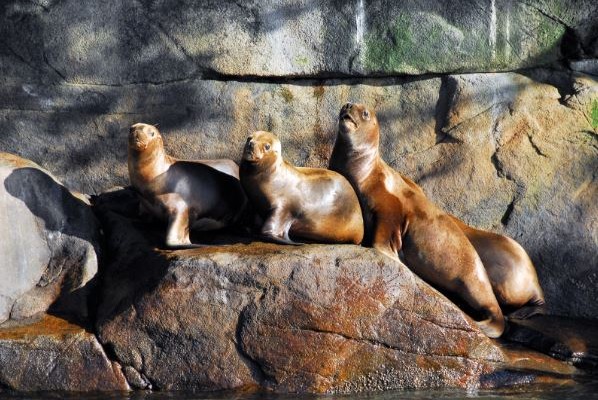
<box><xmin>0</xmin><ymin>153</ymin><xmax>101</xmax><ymax>325</ymax></box>
<box><xmin>93</xmin><ymin>189</ymin><xmax>580</xmax><ymax>393</ymax></box>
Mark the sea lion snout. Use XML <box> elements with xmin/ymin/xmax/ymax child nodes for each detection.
<box><xmin>129</xmin><ymin>123</ymin><xmax>158</xmax><ymax>151</ymax></box>
<box><xmin>242</xmin><ymin>131</ymin><xmax>280</xmax><ymax>163</ymax></box>
<box><xmin>340</xmin><ymin>102</ymin><xmax>353</xmax><ymax>114</ymax></box>
<box><xmin>242</xmin><ymin>136</ymin><xmax>258</xmax><ymax>161</ymax></box>
<box><xmin>339</xmin><ymin>103</ymin><xmax>361</xmax><ymax>132</ymax></box>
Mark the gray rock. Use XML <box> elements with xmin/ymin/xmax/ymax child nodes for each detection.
<box><xmin>0</xmin><ymin>314</ymin><xmax>129</xmax><ymax>391</ymax></box>
<box><xmin>93</xmin><ymin>189</ymin><xmax>580</xmax><ymax>393</ymax></box>
<box><xmin>0</xmin><ymin>153</ymin><xmax>100</xmax><ymax>324</ymax></box>
<box><xmin>1</xmin><ymin>0</ymin><xmax>596</xmax><ymax>84</ymax></box>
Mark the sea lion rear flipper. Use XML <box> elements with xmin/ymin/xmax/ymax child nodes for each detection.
<box><xmin>507</xmin><ymin>304</ymin><xmax>546</xmax><ymax>320</ymax></box>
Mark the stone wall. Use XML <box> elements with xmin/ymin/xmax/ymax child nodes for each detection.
<box><xmin>0</xmin><ymin>0</ymin><xmax>597</xmax><ymax>320</ymax></box>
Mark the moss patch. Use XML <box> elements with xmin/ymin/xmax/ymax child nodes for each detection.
<box><xmin>279</xmin><ymin>87</ymin><xmax>294</xmax><ymax>103</ymax></box>
<box><xmin>294</xmin><ymin>56</ymin><xmax>309</xmax><ymax>67</ymax></box>
<box><xmin>363</xmin><ymin>5</ymin><xmax>567</xmax><ymax>74</ymax></box>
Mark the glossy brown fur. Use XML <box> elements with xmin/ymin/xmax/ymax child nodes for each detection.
<box><xmin>128</xmin><ymin>123</ymin><xmax>247</xmax><ymax>248</ymax></box>
<box><xmin>240</xmin><ymin>131</ymin><xmax>363</xmax><ymax>245</ymax></box>
<box><xmin>330</xmin><ymin>103</ymin><xmax>505</xmax><ymax>338</ymax></box>
<box><xmin>449</xmin><ymin>216</ymin><xmax>545</xmax><ymax>312</ymax></box>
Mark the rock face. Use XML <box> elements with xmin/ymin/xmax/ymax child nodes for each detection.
<box><xmin>0</xmin><ymin>314</ymin><xmax>129</xmax><ymax>391</ymax></box>
<box><xmin>0</xmin><ymin>0</ymin><xmax>596</xmax><ymax>83</ymax></box>
<box><xmin>399</xmin><ymin>71</ymin><xmax>598</xmax><ymax>319</ymax></box>
<box><xmin>0</xmin><ymin>153</ymin><xmax>100</xmax><ymax>324</ymax></box>
<box><xmin>93</xmin><ymin>189</ymin><xmax>579</xmax><ymax>393</ymax></box>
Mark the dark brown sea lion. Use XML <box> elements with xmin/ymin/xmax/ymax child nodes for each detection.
<box><xmin>329</xmin><ymin>103</ymin><xmax>505</xmax><ymax>337</ymax></box>
<box><xmin>128</xmin><ymin>123</ymin><xmax>247</xmax><ymax>248</ymax></box>
<box><xmin>449</xmin><ymin>216</ymin><xmax>545</xmax><ymax>316</ymax></box>
<box><xmin>240</xmin><ymin>130</ymin><xmax>363</xmax><ymax>245</ymax></box>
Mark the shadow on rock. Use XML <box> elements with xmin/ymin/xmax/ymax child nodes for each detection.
<box><xmin>3</xmin><ymin>167</ymin><xmax>101</xmax><ymax>327</ymax></box>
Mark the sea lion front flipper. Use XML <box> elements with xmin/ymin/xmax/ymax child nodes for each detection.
<box><xmin>167</xmin><ymin>243</ymin><xmax>205</xmax><ymax>250</ymax></box>
<box><xmin>259</xmin><ymin>207</ymin><xmax>303</xmax><ymax>245</ymax></box>
<box><xmin>165</xmin><ymin>207</ymin><xmax>192</xmax><ymax>248</ymax></box>
<box><xmin>258</xmin><ymin>233</ymin><xmax>303</xmax><ymax>246</ymax></box>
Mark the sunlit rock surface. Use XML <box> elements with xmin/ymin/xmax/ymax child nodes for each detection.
<box><xmin>0</xmin><ymin>153</ymin><xmax>100</xmax><ymax>324</ymax></box>
<box><xmin>0</xmin><ymin>314</ymin><xmax>129</xmax><ymax>391</ymax></box>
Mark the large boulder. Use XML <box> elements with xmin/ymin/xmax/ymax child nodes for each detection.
<box><xmin>0</xmin><ymin>153</ymin><xmax>100</xmax><ymax>324</ymax></box>
<box><xmin>0</xmin><ymin>0</ymin><xmax>596</xmax><ymax>84</ymax></box>
<box><xmin>93</xmin><ymin>189</ymin><xmax>579</xmax><ymax>393</ymax></box>
<box><xmin>0</xmin><ymin>314</ymin><xmax>129</xmax><ymax>391</ymax></box>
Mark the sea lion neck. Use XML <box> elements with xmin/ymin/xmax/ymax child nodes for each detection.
<box><xmin>331</xmin><ymin>130</ymin><xmax>379</xmax><ymax>185</ymax></box>
<box><xmin>128</xmin><ymin>138</ymin><xmax>169</xmax><ymax>182</ymax></box>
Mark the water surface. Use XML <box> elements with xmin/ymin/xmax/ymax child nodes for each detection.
<box><xmin>4</xmin><ymin>381</ymin><xmax>598</xmax><ymax>400</ymax></box>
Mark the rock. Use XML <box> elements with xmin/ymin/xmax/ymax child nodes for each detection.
<box><xmin>1</xmin><ymin>1</ymin><xmax>596</xmax><ymax>83</ymax></box>
<box><xmin>93</xmin><ymin>189</ymin><xmax>581</xmax><ymax>393</ymax></box>
<box><xmin>0</xmin><ymin>314</ymin><xmax>129</xmax><ymax>391</ymax></box>
<box><xmin>0</xmin><ymin>153</ymin><xmax>100</xmax><ymax>324</ymax></box>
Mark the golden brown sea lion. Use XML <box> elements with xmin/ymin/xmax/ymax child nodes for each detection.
<box><xmin>449</xmin><ymin>216</ymin><xmax>545</xmax><ymax>316</ymax></box>
<box><xmin>329</xmin><ymin>103</ymin><xmax>505</xmax><ymax>337</ymax></box>
<box><xmin>240</xmin><ymin>131</ymin><xmax>363</xmax><ymax>245</ymax></box>
<box><xmin>128</xmin><ymin>123</ymin><xmax>247</xmax><ymax>248</ymax></box>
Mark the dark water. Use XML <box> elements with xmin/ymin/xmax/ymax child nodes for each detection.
<box><xmin>4</xmin><ymin>382</ymin><xmax>598</xmax><ymax>400</ymax></box>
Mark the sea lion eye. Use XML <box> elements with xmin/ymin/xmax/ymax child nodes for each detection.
<box><xmin>362</xmin><ymin>110</ymin><xmax>370</xmax><ymax>120</ymax></box>
<box><xmin>264</xmin><ymin>143</ymin><xmax>271</xmax><ymax>151</ymax></box>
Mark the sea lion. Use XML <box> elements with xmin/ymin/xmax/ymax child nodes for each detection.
<box><xmin>330</xmin><ymin>102</ymin><xmax>505</xmax><ymax>338</ymax></box>
<box><xmin>240</xmin><ymin>131</ymin><xmax>363</xmax><ymax>245</ymax></box>
<box><xmin>128</xmin><ymin>123</ymin><xmax>247</xmax><ymax>248</ymax></box>
<box><xmin>449</xmin><ymin>216</ymin><xmax>545</xmax><ymax>316</ymax></box>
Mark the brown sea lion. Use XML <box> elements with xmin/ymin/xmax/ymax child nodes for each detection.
<box><xmin>240</xmin><ymin>131</ymin><xmax>363</xmax><ymax>245</ymax></box>
<box><xmin>329</xmin><ymin>102</ymin><xmax>505</xmax><ymax>338</ymax></box>
<box><xmin>449</xmin><ymin>216</ymin><xmax>545</xmax><ymax>317</ymax></box>
<box><xmin>128</xmin><ymin>123</ymin><xmax>247</xmax><ymax>248</ymax></box>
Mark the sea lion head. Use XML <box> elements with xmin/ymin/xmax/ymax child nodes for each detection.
<box><xmin>129</xmin><ymin>123</ymin><xmax>162</xmax><ymax>152</ymax></box>
<box><xmin>242</xmin><ymin>131</ymin><xmax>282</xmax><ymax>166</ymax></box>
<box><xmin>338</xmin><ymin>102</ymin><xmax>379</xmax><ymax>149</ymax></box>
